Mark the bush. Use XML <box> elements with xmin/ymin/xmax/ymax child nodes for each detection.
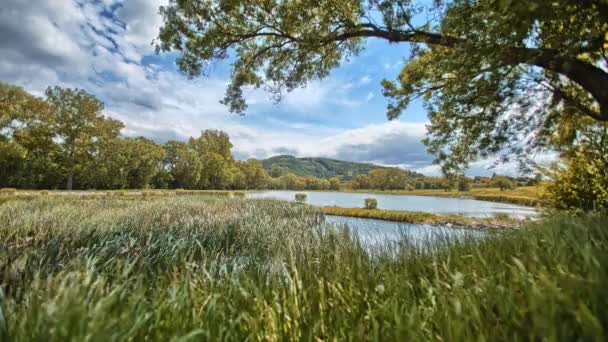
<box><xmin>364</xmin><ymin>197</ymin><xmax>378</xmax><ymax>209</ymax></box>
<box><xmin>492</xmin><ymin>177</ymin><xmax>515</xmax><ymax>191</ymax></box>
<box><xmin>545</xmin><ymin>149</ymin><xmax>608</xmax><ymax>211</ymax></box>
<box><xmin>493</xmin><ymin>213</ymin><xmax>510</xmax><ymax>220</ymax></box>
<box><xmin>458</xmin><ymin>177</ymin><xmax>472</xmax><ymax>192</ymax></box>
<box><xmin>295</xmin><ymin>193</ymin><xmax>307</xmax><ymax>203</ymax></box>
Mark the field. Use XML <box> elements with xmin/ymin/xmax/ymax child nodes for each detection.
<box><xmin>342</xmin><ymin>186</ymin><xmax>543</xmax><ymax>206</ymax></box>
<box><xmin>1</xmin><ymin>195</ymin><xmax>606</xmax><ymax>340</ymax></box>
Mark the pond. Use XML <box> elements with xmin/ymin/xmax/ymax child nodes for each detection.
<box><xmin>247</xmin><ymin>190</ymin><xmax>536</xmax><ymax>218</ymax></box>
<box><xmin>325</xmin><ymin>215</ymin><xmax>483</xmax><ymax>246</ymax></box>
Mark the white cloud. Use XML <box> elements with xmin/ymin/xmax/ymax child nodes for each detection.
<box><xmin>0</xmin><ymin>0</ymin><xmax>547</xmax><ymax>177</ymax></box>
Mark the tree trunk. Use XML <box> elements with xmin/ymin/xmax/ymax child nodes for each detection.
<box><xmin>66</xmin><ymin>171</ymin><xmax>73</xmax><ymax>191</ymax></box>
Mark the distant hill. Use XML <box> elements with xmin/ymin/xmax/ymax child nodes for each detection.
<box><xmin>262</xmin><ymin>155</ymin><xmax>423</xmax><ymax>180</ymax></box>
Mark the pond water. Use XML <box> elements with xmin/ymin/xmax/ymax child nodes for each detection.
<box><xmin>325</xmin><ymin>215</ymin><xmax>483</xmax><ymax>246</ymax></box>
<box><xmin>247</xmin><ymin>190</ymin><xmax>536</xmax><ymax>218</ymax></box>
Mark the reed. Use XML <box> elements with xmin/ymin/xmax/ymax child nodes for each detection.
<box><xmin>0</xmin><ymin>196</ymin><xmax>606</xmax><ymax>341</ymax></box>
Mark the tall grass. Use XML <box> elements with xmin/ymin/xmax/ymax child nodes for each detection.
<box><xmin>1</xmin><ymin>196</ymin><xmax>606</xmax><ymax>341</ymax></box>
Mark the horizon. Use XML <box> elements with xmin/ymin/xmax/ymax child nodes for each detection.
<box><xmin>0</xmin><ymin>0</ymin><xmax>552</xmax><ymax>177</ymax></box>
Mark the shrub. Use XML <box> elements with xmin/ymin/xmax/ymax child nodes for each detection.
<box><xmin>493</xmin><ymin>213</ymin><xmax>510</xmax><ymax>220</ymax></box>
<box><xmin>544</xmin><ymin>149</ymin><xmax>608</xmax><ymax>211</ymax></box>
<box><xmin>492</xmin><ymin>177</ymin><xmax>515</xmax><ymax>191</ymax></box>
<box><xmin>364</xmin><ymin>198</ymin><xmax>378</xmax><ymax>209</ymax></box>
<box><xmin>458</xmin><ymin>177</ymin><xmax>472</xmax><ymax>192</ymax></box>
<box><xmin>295</xmin><ymin>193</ymin><xmax>307</xmax><ymax>203</ymax></box>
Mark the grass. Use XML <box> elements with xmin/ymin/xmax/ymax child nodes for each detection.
<box><xmin>322</xmin><ymin>206</ymin><xmax>518</xmax><ymax>229</ymax></box>
<box><xmin>342</xmin><ymin>186</ymin><xmax>543</xmax><ymax>206</ymax></box>
<box><xmin>1</xmin><ymin>196</ymin><xmax>606</xmax><ymax>340</ymax></box>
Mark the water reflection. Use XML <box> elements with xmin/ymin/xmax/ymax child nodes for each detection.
<box><xmin>325</xmin><ymin>215</ymin><xmax>483</xmax><ymax>246</ymax></box>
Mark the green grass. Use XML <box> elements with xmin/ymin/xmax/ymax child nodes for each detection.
<box><xmin>1</xmin><ymin>196</ymin><xmax>606</xmax><ymax>341</ymax></box>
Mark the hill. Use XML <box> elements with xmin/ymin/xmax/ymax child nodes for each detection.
<box><xmin>262</xmin><ymin>155</ymin><xmax>423</xmax><ymax>180</ymax></box>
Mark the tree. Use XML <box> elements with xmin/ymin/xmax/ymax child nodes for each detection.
<box><xmin>544</xmin><ymin>121</ymin><xmax>608</xmax><ymax>210</ymax></box>
<box><xmin>364</xmin><ymin>198</ymin><xmax>378</xmax><ymax>210</ymax></box>
<box><xmin>163</xmin><ymin>141</ymin><xmax>202</xmax><ymax>189</ymax></box>
<box><xmin>45</xmin><ymin>86</ymin><xmax>123</xmax><ymax>190</ymax></box>
<box><xmin>190</xmin><ymin>130</ymin><xmax>235</xmax><ymax>189</ymax></box>
<box><xmin>457</xmin><ymin>176</ymin><xmax>471</xmax><ymax>192</ymax></box>
<box><xmin>157</xmin><ymin>0</ymin><xmax>608</xmax><ymax>173</ymax></box>
<box><xmin>268</xmin><ymin>165</ymin><xmax>288</xmax><ymax>178</ymax></box>
<box><xmin>124</xmin><ymin>137</ymin><xmax>166</xmax><ymax>189</ymax></box>
<box><xmin>368</xmin><ymin>168</ymin><xmax>412</xmax><ymax>190</ymax></box>
<box><xmin>545</xmin><ymin>146</ymin><xmax>608</xmax><ymax>211</ymax></box>
<box><xmin>238</xmin><ymin>159</ymin><xmax>268</xmax><ymax>189</ymax></box>
<box><xmin>329</xmin><ymin>177</ymin><xmax>341</xmax><ymax>190</ymax></box>
<box><xmin>0</xmin><ymin>83</ymin><xmax>58</xmax><ymax>188</ymax></box>
<box><xmin>492</xmin><ymin>176</ymin><xmax>515</xmax><ymax>191</ymax></box>
<box><xmin>351</xmin><ymin>174</ymin><xmax>371</xmax><ymax>189</ymax></box>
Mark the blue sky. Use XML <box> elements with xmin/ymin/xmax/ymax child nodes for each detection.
<box><xmin>0</xmin><ymin>0</ymin><xmax>541</xmax><ymax>176</ymax></box>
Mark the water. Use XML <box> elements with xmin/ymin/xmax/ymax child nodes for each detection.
<box><xmin>247</xmin><ymin>190</ymin><xmax>536</xmax><ymax>218</ymax></box>
<box><xmin>325</xmin><ymin>215</ymin><xmax>482</xmax><ymax>246</ymax></box>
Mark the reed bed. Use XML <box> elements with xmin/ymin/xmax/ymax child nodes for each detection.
<box><xmin>0</xmin><ymin>196</ymin><xmax>606</xmax><ymax>341</ymax></box>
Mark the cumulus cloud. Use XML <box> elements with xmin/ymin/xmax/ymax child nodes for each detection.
<box><xmin>3</xmin><ymin>0</ymin><xmax>537</xmax><ymax>177</ymax></box>
<box><xmin>228</xmin><ymin>121</ymin><xmax>435</xmax><ymax>172</ymax></box>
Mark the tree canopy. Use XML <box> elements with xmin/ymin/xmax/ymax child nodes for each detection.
<box><xmin>157</xmin><ymin>0</ymin><xmax>608</xmax><ymax>173</ymax></box>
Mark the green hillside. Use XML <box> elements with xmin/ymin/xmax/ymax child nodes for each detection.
<box><xmin>262</xmin><ymin>155</ymin><xmax>423</xmax><ymax>180</ymax></box>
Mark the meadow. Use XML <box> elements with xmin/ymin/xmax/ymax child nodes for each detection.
<box><xmin>0</xmin><ymin>195</ymin><xmax>606</xmax><ymax>341</ymax></box>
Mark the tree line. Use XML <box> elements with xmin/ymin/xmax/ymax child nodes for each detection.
<box><xmin>348</xmin><ymin>168</ymin><xmax>536</xmax><ymax>192</ymax></box>
<box><xmin>2</xmin><ymin>81</ymin><xmax>606</xmax><ymax>210</ymax></box>
<box><xmin>0</xmin><ymin>81</ymin><xmax>544</xmax><ymax>192</ymax></box>
<box><xmin>0</xmin><ymin>83</ymin><xmax>331</xmax><ymax>190</ymax></box>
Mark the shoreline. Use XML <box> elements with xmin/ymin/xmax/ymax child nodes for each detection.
<box><xmin>321</xmin><ymin>206</ymin><xmax>524</xmax><ymax>230</ymax></box>
<box><xmin>332</xmin><ymin>188</ymin><xmax>541</xmax><ymax>207</ymax></box>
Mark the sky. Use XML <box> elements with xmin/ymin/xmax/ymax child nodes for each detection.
<box><xmin>0</xmin><ymin>0</ymin><xmax>540</xmax><ymax>176</ymax></box>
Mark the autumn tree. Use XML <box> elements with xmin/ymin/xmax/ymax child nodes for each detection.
<box><xmin>45</xmin><ymin>86</ymin><xmax>123</xmax><ymax>190</ymax></box>
<box><xmin>492</xmin><ymin>176</ymin><xmax>515</xmax><ymax>191</ymax></box>
<box><xmin>368</xmin><ymin>168</ymin><xmax>413</xmax><ymax>190</ymax></box>
<box><xmin>157</xmin><ymin>0</ymin><xmax>608</xmax><ymax>174</ymax></box>
<box><xmin>457</xmin><ymin>176</ymin><xmax>472</xmax><ymax>192</ymax></box>
<box><xmin>329</xmin><ymin>177</ymin><xmax>341</xmax><ymax>190</ymax></box>
<box><xmin>238</xmin><ymin>159</ymin><xmax>268</xmax><ymax>189</ymax></box>
<box><xmin>0</xmin><ymin>83</ymin><xmax>57</xmax><ymax>188</ymax></box>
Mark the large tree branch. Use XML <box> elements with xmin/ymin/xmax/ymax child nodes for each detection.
<box><xmin>324</xmin><ymin>27</ymin><xmax>608</xmax><ymax>121</ymax></box>
<box><xmin>209</xmin><ymin>19</ymin><xmax>608</xmax><ymax>120</ymax></box>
